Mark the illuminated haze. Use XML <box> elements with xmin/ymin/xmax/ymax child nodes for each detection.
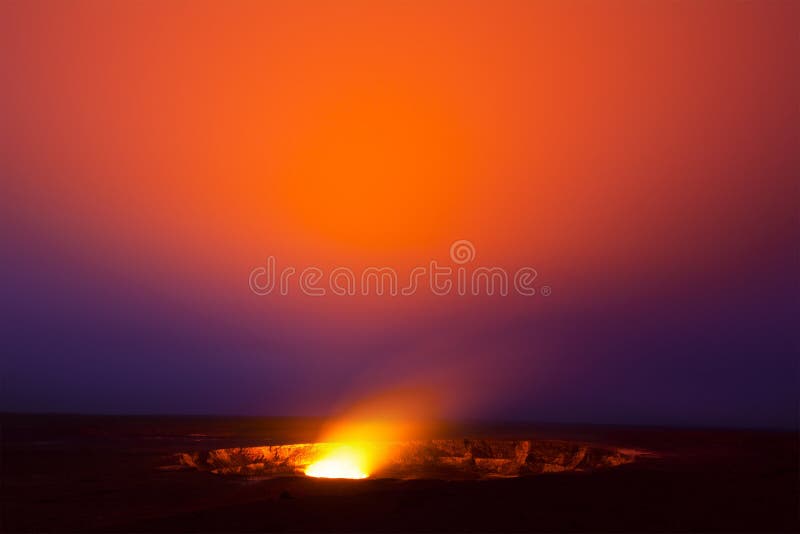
<box><xmin>1</xmin><ymin>1</ymin><xmax>797</xmax><ymax>428</ymax></box>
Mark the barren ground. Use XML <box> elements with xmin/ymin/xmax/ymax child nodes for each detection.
<box><xmin>1</xmin><ymin>415</ymin><xmax>796</xmax><ymax>532</ymax></box>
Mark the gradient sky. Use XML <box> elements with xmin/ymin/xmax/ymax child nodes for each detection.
<box><xmin>2</xmin><ymin>0</ymin><xmax>798</xmax><ymax>428</ymax></box>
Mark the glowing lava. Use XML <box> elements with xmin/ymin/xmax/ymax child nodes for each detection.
<box><xmin>304</xmin><ymin>445</ymin><xmax>369</xmax><ymax>479</ymax></box>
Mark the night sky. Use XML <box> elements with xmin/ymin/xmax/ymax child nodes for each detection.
<box><xmin>2</xmin><ymin>1</ymin><xmax>797</xmax><ymax>428</ymax></box>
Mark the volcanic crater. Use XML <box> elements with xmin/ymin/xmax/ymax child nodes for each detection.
<box><xmin>172</xmin><ymin>439</ymin><xmax>648</xmax><ymax>480</ymax></box>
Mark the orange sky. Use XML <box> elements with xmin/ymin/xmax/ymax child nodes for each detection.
<box><xmin>5</xmin><ymin>1</ymin><xmax>796</xmax><ymax>274</ymax></box>
<box><xmin>2</xmin><ymin>0</ymin><xmax>797</xmax><ymax>424</ymax></box>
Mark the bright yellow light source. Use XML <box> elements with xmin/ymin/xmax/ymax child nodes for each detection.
<box><xmin>305</xmin><ymin>445</ymin><xmax>369</xmax><ymax>479</ymax></box>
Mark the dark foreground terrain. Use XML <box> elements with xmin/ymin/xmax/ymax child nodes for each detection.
<box><xmin>1</xmin><ymin>414</ymin><xmax>797</xmax><ymax>532</ymax></box>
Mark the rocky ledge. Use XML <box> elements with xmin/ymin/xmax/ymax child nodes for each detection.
<box><xmin>171</xmin><ymin>439</ymin><xmax>649</xmax><ymax>479</ymax></box>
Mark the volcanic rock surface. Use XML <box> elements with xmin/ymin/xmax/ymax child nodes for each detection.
<box><xmin>173</xmin><ymin>439</ymin><xmax>647</xmax><ymax>479</ymax></box>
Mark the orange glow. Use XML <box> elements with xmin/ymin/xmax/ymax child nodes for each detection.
<box><xmin>303</xmin><ymin>387</ymin><xmax>443</xmax><ymax>477</ymax></box>
<box><xmin>2</xmin><ymin>0</ymin><xmax>796</xmax><ymax>422</ymax></box>
<box><xmin>275</xmin><ymin>79</ymin><xmax>471</xmax><ymax>250</ymax></box>
<box><xmin>305</xmin><ymin>444</ymin><xmax>370</xmax><ymax>479</ymax></box>
<box><xmin>3</xmin><ymin>0</ymin><xmax>794</xmax><ymax>308</ymax></box>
